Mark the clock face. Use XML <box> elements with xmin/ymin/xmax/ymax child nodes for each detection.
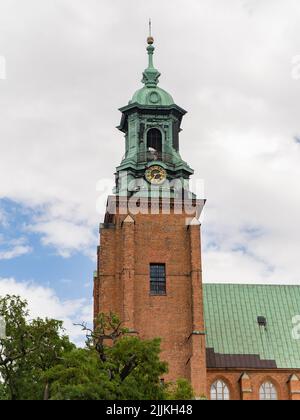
<box><xmin>145</xmin><ymin>166</ymin><xmax>167</xmax><ymax>185</ymax></box>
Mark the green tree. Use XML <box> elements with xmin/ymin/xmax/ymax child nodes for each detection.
<box><xmin>0</xmin><ymin>295</ymin><xmax>73</xmax><ymax>400</ymax></box>
<box><xmin>0</xmin><ymin>383</ymin><xmax>8</xmax><ymax>400</ymax></box>
<box><xmin>45</xmin><ymin>313</ymin><xmax>168</xmax><ymax>400</ymax></box>
<box><xmin>166</xmin><ymin>379</ymin><xmax>195</xmax><ymax>400</ymax></box>
<box><xmin>43</xmin><ymin>348</ymin><xmax>116</xmax><ymax>400</ymax></box>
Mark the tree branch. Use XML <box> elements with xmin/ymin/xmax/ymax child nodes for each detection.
<box><xmin>120</xmin><ymin>354</ymin><xmax>138</xmax><ymax>382</ymax></box>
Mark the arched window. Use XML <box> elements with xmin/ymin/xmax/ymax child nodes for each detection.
<box><xmin>210</xmin><ymin>380</ymin><xmax>230</xmax><ymax>401</ymax></box>
<box><xmin>259</xmin><ymin>382</ymin><xmax>278</xmax><ymax>400</ymax></box>
<box><xmin>147</xmin><ymin>128</ymin><xmax>162</xmax><ymax>153</ymax></box>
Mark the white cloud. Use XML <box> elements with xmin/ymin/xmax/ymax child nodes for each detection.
<box><xmin>0</xmin><ymin>0</ymin><xmax>299</xmax><ymax>285</ymax></box>
<box><xmin>0</xmin><ymin>277</ymin><xmax>92</xmax><ymax>345</ymax></box>
<box><xmin>0</xmin><ymin>245</ymin><xmax>32</xmax><ymax>261</ymax></box>
<box><xmin>0</xmin><ymin>207</ymin><xmax>31</xmax><ymax>263</ymax></box>
<box><xmin>0</xmin><ymin>208</ymin><xmax>8</xmax><ymax>228</ymax></box>
<box><xmin>0</xmin><ymin>236</ymin><xmax>32</xmax><ymax>261</ymax></box>
<box><xmin>204</xmin><ymin>250</ymin><xmax>273</xmax><ymax>285</ymax></box>
<box><xmin>27</xmin><ymin>218</ymin><xmax>97</xmax><ymax>259</ymax></box>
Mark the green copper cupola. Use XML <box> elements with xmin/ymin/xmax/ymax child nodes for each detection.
<box><xmin>129</xmin><ymin>35</ymin><xmax>175</xmax><ymax>107</ymax></box>
<box><xmin>115</xmin><ymin>31</ymin><xmax>195</xmax><ymax>198</ymax></box>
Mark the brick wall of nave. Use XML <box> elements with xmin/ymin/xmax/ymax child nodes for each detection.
<box><xmin>207</xmin><ymin>369</ymin><xmax>300</xmax><ymax>400</ymax></box>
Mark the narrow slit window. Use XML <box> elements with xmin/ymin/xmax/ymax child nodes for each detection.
<box><xmin>150</xmin><ymin>264</ymin><xmax>166</xmax><ymax>295</ymax></box>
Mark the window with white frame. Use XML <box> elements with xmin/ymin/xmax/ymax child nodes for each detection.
<box><xmin>259</xmin><ymin>382</ymin><xmax>278</xmax><ymax>400</ymax></box>
<box><xmin>210</xmin><ymin>380</ymin><xmax>230</xmax><ymax>401</ymax></box>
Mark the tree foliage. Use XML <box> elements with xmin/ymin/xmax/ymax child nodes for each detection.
<box><xmin>0</xmin><ymin>295</ymin><xmax>73</xmax><ymax>400</ymax></box>
<box><xmin>51</xmin><ymin>313</ymin><xmax>169</xmax><ymax>400</ymax></box>
<box><xmin>165</xmin><ymin>379</ymin><xmax>195</xmax><ymax>400</ymax></box>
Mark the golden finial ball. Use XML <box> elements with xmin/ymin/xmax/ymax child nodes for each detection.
<box><xmin>147</xmin><ymin>36</ymin><xmax>154</xmax><ymax>45</ymax></box>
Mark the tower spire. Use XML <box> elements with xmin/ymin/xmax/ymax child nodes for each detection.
<box><xmin>142</xmin><ymin>20</ymin><xmax>161</xmax><ymax>87</ymax></box>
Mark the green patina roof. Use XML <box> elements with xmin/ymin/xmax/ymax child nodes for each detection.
<box><xmin>130</xmin><ymin>86</ymin><xmax>174</xmax><ymax>107</ymax></box>
<box><xmin>203</xmin><ymin>284</ymin><xmax>300</xmax><ymax>369</ymax></box>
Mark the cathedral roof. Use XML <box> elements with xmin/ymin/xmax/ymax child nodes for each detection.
<box><xmin>204</xmin><ymin>284</ymin><xmax>300</xmax><ymax>369</ymax></box>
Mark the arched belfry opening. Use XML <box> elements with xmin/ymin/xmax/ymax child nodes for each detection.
<box><xmin>147</xmin><ymin>128</ymin><xmax>162</xmax><ymax>152</ymax></box>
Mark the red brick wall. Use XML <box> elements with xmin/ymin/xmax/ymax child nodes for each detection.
<box><xmin>94</xmin><ymin>198</ymin><xmax>207</xmax><ymax>395</ymax></box>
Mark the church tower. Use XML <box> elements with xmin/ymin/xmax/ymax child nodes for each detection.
<box><xmin>94</xmin><ymin>32</ymin><xmax>207</xmax><ymax>396</ymax></box>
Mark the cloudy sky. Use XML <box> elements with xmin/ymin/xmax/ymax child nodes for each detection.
<box><xmin>0</xmin><ymin>0</ymin><xmax>299</xmax><ymax>342</ymax></box>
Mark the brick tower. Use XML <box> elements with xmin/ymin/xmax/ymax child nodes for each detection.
<box><xmin>94</xmin><ymin>33</ymin><xmax>207</xmax><ymax>396</ymax></box>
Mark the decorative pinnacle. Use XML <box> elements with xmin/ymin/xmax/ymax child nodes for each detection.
<box><xmin>142</xmin><ymin>19</ymin><xmax>160</xmax><ymax>87</ymax></box>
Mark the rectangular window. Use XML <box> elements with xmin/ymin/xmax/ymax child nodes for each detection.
<box><xmin>150</xmin><ymin>264</ymin><xmax>166</xmax><ymax>295</ymax></box>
